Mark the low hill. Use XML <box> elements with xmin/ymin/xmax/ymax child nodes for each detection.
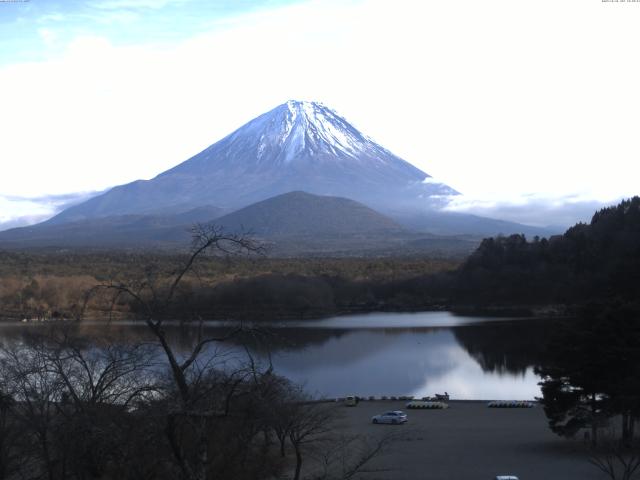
<box><xmin>0</xmin><ymin>191</ymin><xmax>481</xmax><ymax>256</ymax></box>
<box><xmin>209</xmin><ymin>192</ymin><xmax>480</xmax><ymax>257</ymax></box>
<box><xmin>214</xmin><ymin>191</ymin><xmax>403</xmax><ymax>236</ymax></box>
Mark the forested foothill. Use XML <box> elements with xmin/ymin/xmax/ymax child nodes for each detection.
<box><xmin>0</xmin><ymin>252</ymin><xmax>459</xmax><ymax>322</ymax></box>
<box><xmin>453</xmin><ymin>196</ymin><xmax>640</xmax><ymax>309</ymax></box>
<box><xmin>1</xmin><ymin>197</ymin><xmax>640</xmax><ymax>321</ymax></box>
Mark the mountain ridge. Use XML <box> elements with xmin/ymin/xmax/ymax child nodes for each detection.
<box><xmin>0</xmin><ymin>189</ymin><xmax>556</xmax><ymax>255</ymax></box>
<box><xmin>0</xmin><ymin>191</ymin><xmax>479</xmax><ymax>256</ymax></box>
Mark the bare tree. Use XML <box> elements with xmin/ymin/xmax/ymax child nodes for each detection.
<box><xmin>42</xmin><ymin>327</ymin><xmax>158</xmax><ymax>410</ymax></box>
<box><xmin>87</xmin><ymin>224</ymin><xmax>263</xmax><ymax>480</ymax></box>
<box><xmin>1</xmin><ymin>338</ymin><xmax>66</xmax><ymax>480</ymax></box>
<box><xmin>284</xmin><ymin>402</ymin><xmax>400</xmax><ymax>480</ymax></box>
<box><xmin>266</xmin><ymin>379</ymin><xmax>301</xmax><ymax>458</ymax></box>
<box><xmin>588</xmin><ymin>429</ymin><xmax>640</xmax><ymax>480</ymax></box>
<box><xmin>88</xmin><ymin>225</ymin><xmax>261</xmax><ymax>403</ymax></box>
<box><xmin>310</xmin><ymin>433</ymin><xmax>399</xmax><ymax>480</ymax></box>
<box><xmin>0</xmin><ymin>327</ymin><xmax>160</xmax><ymax>480</ymax></box>
<box><xmin>287</xmin><ymin>402</ymin><xmax>337</xmax><ymax>480</ymax></box>
<box><xmin>0</xmin><ymin>390</ymin><xmax>23</xmax><ymax>480</ymax></box>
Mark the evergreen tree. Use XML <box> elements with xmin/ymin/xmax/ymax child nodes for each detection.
<box><xmin>536</xmin><ymin>304</ymin><xmax>640</xmax><ymax>445</ymax></box>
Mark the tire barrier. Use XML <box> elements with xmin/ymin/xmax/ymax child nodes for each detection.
<box><xmin>487</xmin><ymin>400</ymin><xmax>535</xmax><ymax>408</ymax></box>
<box><xmin>405</xmin><ymin>401</ymin><xmax>449</xmax><ymax>409</ymax></box>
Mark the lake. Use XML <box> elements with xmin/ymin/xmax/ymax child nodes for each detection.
<box><xmin>0</xmin><ymin>312</ymin><xmax>555</xmax><ymax>400</ymax></box>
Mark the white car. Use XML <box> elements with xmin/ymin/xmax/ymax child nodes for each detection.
<box><xmin>495</xmin><ymin>476</ymin><xmax>519</xmax><ymax>480</ymax></box>
<box><xmin>371</xmin><ymin>410</ymin><xmax>408</xmax><ymax>424</ymax></box>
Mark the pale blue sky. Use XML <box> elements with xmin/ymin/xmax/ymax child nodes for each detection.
<box><xmin>1</xmin><ymin>0</ymin><xmax>639</xmax><ymax>228</ymax></box>
<box><xmin>0</xmin><ymin>0</ymin><xmax>299</xmax><ymax>66</ymax></box>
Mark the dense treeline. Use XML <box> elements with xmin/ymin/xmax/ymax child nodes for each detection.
<box><xmin>156</xmin><ymin>273</ymin><xmax>455</xmax><ymax>320</ymax></box>
<box><xmin>0</xmin><ymin>252</ymin><xmax>457</xmax><ymax>281</ymax></box>
<box><xmin>536</xmin><ymin>303</ymin><xmax>640</xmax><ymax>450</ymax></box>
<box><xmin>452</xmin><ymin>196</ymin><xmax>640</xmax><ymax>307</ymax></box>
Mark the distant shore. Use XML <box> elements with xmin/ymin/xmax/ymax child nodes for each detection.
<box><xmin>0</xmin><ymin>303</ymin><xmax>572</xmax><ymax>324</ymax></box>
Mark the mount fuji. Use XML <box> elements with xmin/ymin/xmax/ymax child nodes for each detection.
<box><xmin>51</xmin><ymin>100</ymin><xmax>457</xmax><ymax>224</ymax></box>
<box><xmin>0</xmin><ymin>101</ymin><xmax>556</xmax><ymax>251</ymax></box>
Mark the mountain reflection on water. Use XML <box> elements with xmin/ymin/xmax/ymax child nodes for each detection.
<box><xmin>0</xmin><ymin>312</ymin><xmax>554</xmax><ymax>400</ymax></box>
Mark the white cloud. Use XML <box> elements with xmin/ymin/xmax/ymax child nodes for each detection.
<box><xmin>0</xmin><ymin>192</ymin><xmax>102</xmax><ymax>231</ymax></box>
<box><xmin>1</xmin><ymin>0</ymin><xmax>639</xmax><ymax>223</ymax></box>
<box><xmin>442</xmin><ymin>192</ymin><xmax>622</xmax><ymax>228</ymax></box>
<box><xmin>0</xmin><ymin>197</ymin><xmax>54</xmax><ymax>224</ymax></box>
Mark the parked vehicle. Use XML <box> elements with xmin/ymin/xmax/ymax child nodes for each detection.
<box><xmin>371</xmin><ymin>410</ymin><xmax>408</xmax><ymax>424</ymax></box>
<box><xmin>495</xmin><ymin>476</ymin><xmax>519</xmax><ymax>480</ymax></box>
<box><xmin>345</xmin><ymin>395</ymin><xmax>358</xmax><ymax>406</ymax></box>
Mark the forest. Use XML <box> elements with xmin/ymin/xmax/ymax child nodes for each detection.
<box><xmin>0</xmin><ymin>253</ymin><xmax>457</xmax><ymax>322</ymax></box>
<box><xmin>453</xmin><ymin>196</ymin><xmax>640</xmax><ymax>307</ymax></box>
<box><xmin>1</xmin><ymin>197</ymin><xmax>639</xmax><ymax>322</ymax></box>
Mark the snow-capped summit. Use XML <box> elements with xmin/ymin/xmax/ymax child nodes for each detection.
<box><xmin>174</xmin><ymin>99</ymin><xmax>422</xmax><ymax>172</ymax></box>
<box><xmin>268</xmin><ymin>100</ymin><xmax>372</xmax><ymax>161</ymax></box>
<box><xmin>51</xmin><ymin>100</ymin><xmax>458</xmax><ymax>223</ymax></box>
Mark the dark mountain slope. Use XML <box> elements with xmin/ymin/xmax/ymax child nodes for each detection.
<box><xmin>215</xmin><ymin>191</ymin><xmax>402</xmax><ymax>237</ymax></box>
<box><xmin>0</xmin><ymin>206</ymin><xmax>224</xmax><ymax>249</ymax></box>
<box><xmin>0</xmin><ymin>192</ymin><xmax>480</xmax><ymax>256</ymax></box>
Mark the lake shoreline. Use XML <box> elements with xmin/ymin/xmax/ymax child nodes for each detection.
<box><xmin>0</xmin><ymin>311</ymin><xmax>549</xmax><ymax>401</ymax></box>
<box><xmin>0</xmin><ymin>302</ymin><xmax>571</xmax><ymax>324</ymax></box>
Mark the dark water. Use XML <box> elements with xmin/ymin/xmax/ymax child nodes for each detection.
<box><xmin>0</xmin><ymin>312</ymin><xmax>554</xmax><ymax>400</ymax></box>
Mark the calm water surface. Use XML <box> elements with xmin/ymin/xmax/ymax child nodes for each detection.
<box><xmin>0</xmin><ymin>312</ymin><xmax>553</xmax><ymax>400</ymax></box>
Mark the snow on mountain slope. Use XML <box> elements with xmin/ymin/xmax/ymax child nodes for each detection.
<box><xmin>51</xmin><ymin>100</ymin><xmax>458</xmax><ymax>223</ymax></box>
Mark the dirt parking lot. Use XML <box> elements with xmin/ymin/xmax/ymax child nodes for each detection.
<box><xmin>333</xmin><ymin>400</ymin><xmax>603</xmax><ymax>480</ymax></box>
